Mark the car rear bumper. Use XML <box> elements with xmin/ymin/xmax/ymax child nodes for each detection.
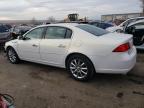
<box><xmin>91</xmin><ymin>46</ymin><xmax>137</xmax><ymax>74</ymax></box>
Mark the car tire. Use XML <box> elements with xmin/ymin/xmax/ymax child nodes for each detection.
<box><xmin>66</xmin><ymin>54</ymin><xmax>95</xmax><ymax>81</ymax></box>
<box><xmin>7</xmin><ymin>47</ymin><xmax>20</xmax><ymax>64</ymax></box>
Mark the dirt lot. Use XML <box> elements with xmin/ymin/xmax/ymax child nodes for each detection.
<box><xmin>0</xmin><ymin>50</ymin><xmax>144</xmax><ymax>108</ymax></box>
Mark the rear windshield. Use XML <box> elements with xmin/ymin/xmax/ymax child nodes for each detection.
<box><xmin>76</xmin><ymin>24</ymin><xmax>109</xmax><ymax>36</ymax></box>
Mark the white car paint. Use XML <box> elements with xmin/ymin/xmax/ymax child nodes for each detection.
<box><xmin>126</xmin><ymin>19</ymin><xmax>144</xmax><ymax>50</ymax></box>
<box><xmin>5</xmin><ymin>24</ymin><xmax>136</xmax><ymax>74</ymax></box>
<box><xmin>106</xmin><ymin>17</ymin><xmax>144</xmax><ymax>32</ymax></box>
<box><xmin>106</xmin><ymin>26</ymin><xmax>123</xmax><ymax>32</ymax></box>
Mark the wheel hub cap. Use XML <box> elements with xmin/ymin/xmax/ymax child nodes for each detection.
<box><xmin>8</xmin><ymin>49</ymin><xmax>16</xmax><ymax>63</ymax></box>
<box><xmin>70</xmin><ymin>59</ymin><xmax>88</xmax><ymax>79</ymax></box>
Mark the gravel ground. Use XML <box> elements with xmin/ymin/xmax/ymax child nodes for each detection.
<box><xmin>0</xmin><ymin>50</ymin><xmax>144</xmax><ymax>108</ymax></box>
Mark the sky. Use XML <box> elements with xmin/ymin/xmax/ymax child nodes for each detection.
<box><xmin>0</xmin><ymin>0</ymin><xmax>142</xmax><ymax>20</ymax></box>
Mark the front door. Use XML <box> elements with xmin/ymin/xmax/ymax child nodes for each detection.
<box><xmin>18</xmin><ymin>27</ymin><xmax>45</xmax><ymax>61</ymax></box>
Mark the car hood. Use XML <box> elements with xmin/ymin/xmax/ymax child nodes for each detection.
<box><xmin>8</xmin><ymin>39</ymin><xmax>18</xmax><ymax>43</ymax></box>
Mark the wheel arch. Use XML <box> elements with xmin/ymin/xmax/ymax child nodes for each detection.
<box><xmin>65</xmin><ymin>52</ymin><xmax>96</xmax><ymax>72</ymax></box>
<box><xmin>6</xmin><ymin>45</ymin><xmax>20</xmax><ymax>64</ymax></box>
<box><xmin>6</xmin><ymin>46</ymin><xmax>15</xmax><ymax>52</ymax></box>
<box><xmin>6</xmin><ymin>46</ymin><xmax>18</xmax><ymax>57</ymax></box>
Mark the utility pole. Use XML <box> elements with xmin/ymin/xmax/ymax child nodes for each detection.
<box><xmin>140</xmin><ymin>0</ymin><xmax>144</xmax><ymax>16</ymax></box>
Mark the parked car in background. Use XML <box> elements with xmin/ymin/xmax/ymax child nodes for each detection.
<box><xmin>0</xmin><ymin>24</ymin><xmax>11</xmax><ymax>45</ymax></box>
<box><xmin>11</xmin><ymin>25</ymin><xmax>32</xmax><ymax>39</ymax></box>
<box><xmin>5</xmin><ymin>24</ymin><xmax>136</xmax><ymax>81</ymax></box>
<box><xmin>4</xmin><ymin>24</ymin><xmax>12</xmax><ymax>30</ymax></box>
<box><xmin>106</xmin><ymin>17</ymin><xmax>144</xmax><ymax>32</ymax></box>
<box><xmin>89</xmin><ymin>21</ymin><xmax>114</xmax><ymax>29</ymax></box>
<box><xmin>124</xmin><ymin>19</ymin><xmax>144</xmax><ymax>49</ymax></box>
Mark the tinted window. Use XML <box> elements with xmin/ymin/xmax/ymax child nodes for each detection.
<box><xmin>65</xmin><ymin>29</ymin><xmax>72</xmax><ymax>38</ymax></box>
<box><xmin>76</xmin><ymin>24</ymin><xmax>109</xmax><ymax>36</ymax></box>
<box><xmin>25</xmin><ymin>27</ymin><xmax>44</xmax><ymax>39</ymax></box>
<box><xmin>134</xmin><ymin>22</ymin><xmax>144</xmax><ymax>29</ymax></box>
<box><xmin>91</xmin><ymin>22</ymin><xmax>99</xmax><ymax>27</ymax></box>
<box><xmin>134</xmin><ymin>22</ymin><xmax>144</xmax><ymax>26</ymax></box>
<box><xmin>45</xmin><ymin>27</ymin><xmax>71</xmax><ymax>39</ymax></box>
<box><xmin>136</xmin><ymin>18</ymin><xmax>144</xmax><ymax>21</ymax></box>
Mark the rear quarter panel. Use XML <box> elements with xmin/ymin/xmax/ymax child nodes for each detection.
<box><xmin>68</xmin><ymin>28</ymin><xmax>117</xmax><ymax>57</ymax></box>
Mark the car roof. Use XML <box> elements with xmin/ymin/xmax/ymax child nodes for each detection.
<box><xmin>128</xmin><ymin>17</ymin><xmax>144</xmax><ymax>20</ymax></box>
<box><xmin>128</xmin><ymin>19</ymin><xmax>144</xmax><ymax>27</ymax></box>
<box><xmin>35</xmin><ymin>23</ymin><xmax>81</xmax><ymax>29</ymax></box>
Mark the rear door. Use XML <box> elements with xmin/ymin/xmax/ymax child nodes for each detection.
<box><xmin>40</xmin><ymin>26</ymin><xmax>72</xmax><ymax>66</ymax></box>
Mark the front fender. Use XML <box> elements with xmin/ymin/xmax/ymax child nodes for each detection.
<box><xmin>5</xmin><ymin>39</ymin><xmax>18</xmax><ymax>52</ymax></box>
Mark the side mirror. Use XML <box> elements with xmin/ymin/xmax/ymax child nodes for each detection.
<box><xmin>18</xmin><ymin>35</ymin><xmax>23</xmax><ymax>40</ymax></box>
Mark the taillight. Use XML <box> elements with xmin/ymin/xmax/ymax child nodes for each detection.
<box><xmin>113</xmin><ymin>43</ymin><xmax>130</xmax><ymax>52</ymax></box>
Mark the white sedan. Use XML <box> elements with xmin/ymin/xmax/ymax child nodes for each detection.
<box><xmin>5</xmin><ymin>24</ymin><xmax>136</xmax><ymax>81</ymax></box>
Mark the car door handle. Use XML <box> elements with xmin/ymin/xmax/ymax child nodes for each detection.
<box><xmin>32</xmin><ymin>44</ymin><xmax>38</xmax><ymax>47</ymax></box>
<box><xmin>58</xmin><ymin>44</ymin><xmax>66</xmax><ymax>48</ymax></box>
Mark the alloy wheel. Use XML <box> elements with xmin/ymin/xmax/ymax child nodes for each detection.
<box><xmin>70</xmin><ymin>59</ymin><xmax>88</xmax><ymax>79</ymax></box>
<box><xmin>8</xmin><ymin>49</ymin><xmax>17</xmax><ymax>63</ymax></box>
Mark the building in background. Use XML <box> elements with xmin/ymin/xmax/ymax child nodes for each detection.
<box><xmin>101</xmin><ymin>13</ymin><xmax>142</xmax><ymax>22</ymax></box>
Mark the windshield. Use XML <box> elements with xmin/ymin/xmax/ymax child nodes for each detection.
<box><xmin>76</xmin><ymin>24</ymin><xmax>109</xmax><ymax>36</ymax></box>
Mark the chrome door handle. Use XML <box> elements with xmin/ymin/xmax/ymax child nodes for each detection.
<box><xmin>32</xmin><ymin>44</ymin><xmax>38</xmax><ymax>47</ymax></box>
<box><xmin>58</xmin><ymin>44</ymin><xmax>66</xmax><ymax>48</ymax></box>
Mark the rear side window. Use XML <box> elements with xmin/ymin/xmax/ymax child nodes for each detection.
<box><xmin>76</xmin><ymin>24</ymin><xmax>109</xmax><ymax>36</ymax></box>
<box><xmin>45</xmin><ymin>26</ymin><xmax>72</xmax><ymax>39</ymax></box>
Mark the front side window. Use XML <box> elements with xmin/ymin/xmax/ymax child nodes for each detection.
<box><xmin>126</xmin><ymin>22</ymin><xmax>144</xmax><ymax>32</ymax></box>
<box><xmin>136</xmin><ymin>18</ymin><xmax>144</xmax><ymax>21</ymax></box>
<box><xmin>76</xmin><ymin>24</ymin><xmax>109</xmax><ymax>36</ymax></box>
<box><xmin>134</xmin><ymin>22</ymin><xmax>144</xmax><ymax>29</ymax></box>
<box><xmin>134</xmin><ymin>22</ymin><xmax>144</xmax><ymax>26</ymax></box>
<box><xmin>45</xmin><ymin>26</ymin><xmax>72</xmax><ymax>39</ymax></box>
<box><xmin>24</xmin><ymin>27</ymin><xmax>44</xmax><ymax>39</ymax></box>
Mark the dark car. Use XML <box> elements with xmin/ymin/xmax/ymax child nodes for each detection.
<box><xmin>124</xmin><ymin>20</ymin><xmax>144</xmax><ymax>46</ymax></box>
<box><xmin>89</xmin><ymin>21</ymin><xmax>114</xmax><ymax>29</ymax></box>
<box><xmin>11</xmin><ymin>26</ymin><xmax>32</xmax><ymax>39</ymax></box>
<box><xmin>0</xmin><ymin>24</ymin><xmax>11</xmax><ymax>45</ymax></box>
